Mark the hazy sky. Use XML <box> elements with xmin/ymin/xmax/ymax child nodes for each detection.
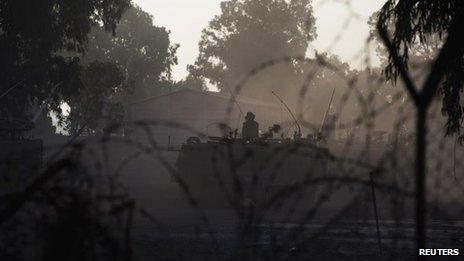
<box><xmin>133</xmin><ymin>0</ymin><xmax>386</xmax><ymax>81</ymax></box>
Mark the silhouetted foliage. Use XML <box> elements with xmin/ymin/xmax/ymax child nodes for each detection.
<box><xmin>0</xmin><ymin>0</ymin><xmax>130</xmax><ymax>122</ymax></box>
<box><xmin>376</xmin><ymin>0</ymin><xmax>464</xmax><ymax>136</ymax></box>
<box><xmin>66</xmin><ymin>62</ymin><xmax>125</xmax><ymax>136</ymax></box>
<box><xmin>369</xmin><ymin>13</ymin><xmax>441</xmax><ymax>70</ymax></box>
<box><xmin>3</xmin><ymin>1</ymin><xmax>464</xmax><ymax>260</ymax></box>
<box><xmin>84</xmin><ymin>6</ymin><xmax>179</xmax><ymax>101</ymax></box>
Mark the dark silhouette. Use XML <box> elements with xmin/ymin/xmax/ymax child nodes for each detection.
<box><xmin>242</xmin><ymin>112</ymin><xmax>259</xmax><ymax>140</ymax></box>
<box><xmin>84</xmin><ymin>6</ymin><xmax>179</xmax><ymax>101</ymax></box>
<box><xmin>0</xmin><ymin>0</ymin><xmax>130</xmax><ymax>124</ymax></box>
<box><xmin>377</xmin><ymin>4</ymin><xmax>464</xmax><ymax>253</ymax></box>
<box><xmin>262</xmin><ymin>124</ymin><xmax>281</xmax><ymax>139</ymax></box>
<box><xmin>3</xmin><ymin>0</ymin><xmax>464</xmax><ymax>260</ymax></box>
<box><xmin>377</xmin><ymin>0</ymin><xmax>464</xmax><ymax>136</ymax></box>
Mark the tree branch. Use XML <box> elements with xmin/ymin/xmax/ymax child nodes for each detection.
<box><xmin>376</xmin><ymin>22</ymin><xmax>420</xmax><ymax>105</ymax></box>
<box><xmin>421</xmin><ymin>13</ymin><xmax>464</xmax><ymax>107</ymax></box>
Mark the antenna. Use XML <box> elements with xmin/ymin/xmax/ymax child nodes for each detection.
<box><xmin>271</xmin><ymin>91</ymin><xmax>301</xmax><ymax>137</ymax></box>
<box><xmin>319</xmin><ymin>88</ymin><xmax>336</xmax><ymax>135</ymax></box>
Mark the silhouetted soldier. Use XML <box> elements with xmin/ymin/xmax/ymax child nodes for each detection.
<box><xmin>242</xmin><ymin>112</ymin><xmax>259</xmax><ymax>140</ymax></box>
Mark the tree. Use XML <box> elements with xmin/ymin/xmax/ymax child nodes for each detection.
<box><xmin>188</xmin><ymin>0</ymin><xmax>316</xmax><ymax>102</ymax></box>
<box><xmin>0</xmin><ymin>0</ymin><xmax>130</xmax><ymax>122</ymax></box>
<box><xmin>368</xmin><ymin>12</ymin><xmax>442</xmax><ymax>84</ymax></box>
<box><xmin>83</xmin><ymin>6</ymin><xmax>179</xmax><ymax>101</ymax></box>
<box><xmin>376</xmin><ymin>0</ymin><xmax>464</xmax><ymax>136</ymax></box>
<box><xmin>55</xmin><ymin>5</ymin><xmax>179</xmax><ymax>135</ymax></box>
<box><xmin>299</xmin><ymin>54</ymin><xmax>409</xmax><ymax>136</ymax></box>
<box><xmin>66</xmin><ymin>62</ymin><xmax>124</xmax><ymax>136</ymax></box>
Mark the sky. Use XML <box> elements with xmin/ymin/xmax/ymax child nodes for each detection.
<box><xmin>133</xmin><ymin>0</ymin><xmax>386</xmax><ymax>81</ymax></box>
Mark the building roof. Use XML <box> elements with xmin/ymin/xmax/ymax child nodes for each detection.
<box><xmin>130</xmin><ymin>88</ymin><xmax>281</xmax><ymax>109</ymax></box>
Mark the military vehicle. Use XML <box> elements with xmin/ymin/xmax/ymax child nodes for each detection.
<box><xmin>176</xmin><ymin>135</ymin><xmax>329</xmax><ymax>209</ymax></box>
<box><xmin>176</xmin><ymin>92</ymin><xmax>334</xmax><ymax>209</ymax></box>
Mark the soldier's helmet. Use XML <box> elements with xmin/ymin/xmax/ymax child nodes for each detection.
<box><xmin>245</xmin><ymin>111</ymin><xmax>255</xmax><ymax>121</ymax></box>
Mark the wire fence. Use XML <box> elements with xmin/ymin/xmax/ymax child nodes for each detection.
<box><xmin>1</xmin><ymin>1</ymin><xmax>464</xmax><ymax>260</ymax></box>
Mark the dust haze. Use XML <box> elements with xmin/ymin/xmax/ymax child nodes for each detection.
<box><xmin>1</xmin><ymin>0</ymin><xmax>464</xmax><ymax>260</ymax></box>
